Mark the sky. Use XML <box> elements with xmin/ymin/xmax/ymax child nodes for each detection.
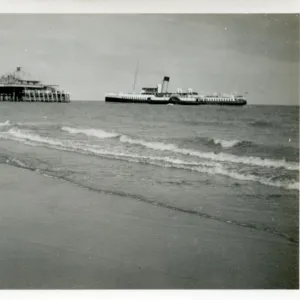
<box><xmin>0</xmin><ymin>14</ymin><xmax>299</xmax><ymax>104</ymax></box>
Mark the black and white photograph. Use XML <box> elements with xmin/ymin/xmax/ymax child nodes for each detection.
<box><xmin>0</xmin><ymin>0</ymin><xmax>299</xmax><ymax>296</ymax></box>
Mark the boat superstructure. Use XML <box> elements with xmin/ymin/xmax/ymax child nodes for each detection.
<box><xmin>105</xmin><ymin>76</ymin><xmax>247</xmax><ymax>106</ymax></box>
<box><xmin>194</xmin><ymin>92</ymin><xmax>247</xmax><ymax>106</ymax></box>
<box><xmin>0</xmin><ymin>67</ymin><xmax>70</xmax><ymax>102</ymax></box>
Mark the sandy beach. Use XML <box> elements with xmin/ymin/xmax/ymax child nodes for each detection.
<box><xmin>0</xmin><ymin>164</ymin><xmax>298</xmax><ymax>289</ymax></box>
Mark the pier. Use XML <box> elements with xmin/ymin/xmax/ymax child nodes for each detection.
<box><xmin>0</xmin><ymin>67</ymin><xmax>70</xmax><ymax>103</ymax></box>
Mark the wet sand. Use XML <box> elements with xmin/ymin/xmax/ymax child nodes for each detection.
<box><xmin>0</xmin><ymin>164</ymin><xmax>298</xmax><ymax>289</ymax></box>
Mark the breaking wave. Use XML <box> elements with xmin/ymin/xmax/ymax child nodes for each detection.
<box><xmin>0</xmin><ymin>127</ymin><xmax>298</xmax><ymax>191</ymax></box>
<box><xmin>211</xmin><ymin>138</ymin><xmax>240</xmax><ymax>148</ymax></box>
<box><xmin>119</xmin><ymin>136</ymin><xmax>299</xmax><ymax>171</ymax></box>
<box><xmin>0</xmin><ymin>129</ymin><xmax>222</xmax><ymax>170</ymax></box>
<box><xmin>183</xmin><ymin>137</ymin><xmax>242</xmax><ymax>149</ymax></box>
<box><xmin>190</xmin><ymin>164</ymin><xmax>299</xmax><ymax>191</ymax></box>
<box><xmin>7</xmin><ymin>128</ymin><xmax>64</xmax><ymax>146</ymax></box>
<box><xmin>62</xmin><ymin>126</ymin><xmax>119</xmax><ymax>139</ymax></box>
<box><xmin>60</xmin><ymin>126</ymin><xmax>297</xmax><ymax>164</ymax></box>
<box><xmin>0</xmin><ymin>120</ymin><xmax>10</xmax><ymax>127</ymax></box>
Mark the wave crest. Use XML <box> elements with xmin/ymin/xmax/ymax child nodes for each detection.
<box><xmin>0</xmin><ymin>120</ymin><xmax>10</xmax><ymax>127</ymax></box>
<box><xmin>212</xmin><ymin>138</ymin><xmax>240</xmax><ymax>148</ymax></box>
<box><xmin>120</xmin><ymin>136</ymin><xmax>298</xmax><ymax>171</ymax></box>
<box><xmin>62</xmin><ymin>126</ymin><xmax>119</xmax><ymax>139</ymax></box>
<box><xmin>7</xmin><ymin>128</ymin><xmax>64</xmax><ymax>146</ymax></box>
<box><xmin>1</xmin><ymin>127</ymin><xmax>298</xmax><ymax>191</ymax></box>
<box><xmin>192</xmin><ymin>164</ymin><xmax>299</xmax><ymax>191</ymax></box>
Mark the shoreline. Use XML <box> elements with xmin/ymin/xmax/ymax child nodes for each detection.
<box><xmin>0</xmin><ymin>164</ymin><xmax>298</xmax><ymax>289</ymax></box>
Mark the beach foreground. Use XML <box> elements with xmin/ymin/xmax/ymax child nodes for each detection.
<box><xmin>0</xmin><ymin>164</ymin><xmax>298</xmax><ymax>289</ymax></box>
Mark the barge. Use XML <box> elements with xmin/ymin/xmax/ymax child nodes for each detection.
<box><xmin>0</xmin><ymin>67</ymin><xmax>70</xmax><ymax>102</ymax></box>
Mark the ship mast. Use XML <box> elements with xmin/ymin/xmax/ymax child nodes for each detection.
<box><xmin>132</xmin><ymin>59</ymin><xmax>139</xmax><ymax>93</ymax></box>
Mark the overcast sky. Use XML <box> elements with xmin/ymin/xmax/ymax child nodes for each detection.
<box><xmin>0</xmin><ymin>14</ymin><xmax>298</xmax><ymax>104</ymax></box>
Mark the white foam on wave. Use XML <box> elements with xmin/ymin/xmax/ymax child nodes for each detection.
<box><xmin>61</xmin><ymin>126</ymin><xmax>297</xmax><ymax>171</ymax></box>
<box><xmin>7</xmin><ymin>128</ymin><xmax>64</xmax><ymax>146</ymax></box>
<box><xmin>85</xmin><ymin>147</ymin><xmax>223</xmax><ymax>169</ymax></box>
<box><xmin>2</xmin><ymin>129</ymin><xmax>221</xmax><ymax>170</ymax></box>
<box><xmin>120</xmin><ymin>135</ymin><xmax>299</xmax><ymax>171</ymax></box>
<box><xmin>1</xmin><ymin>128</ymin><xmax>298</xmax><ymax>191</ymax></box>
<box><xmin>213</xmin><ymin>138</ymin><xmax>240</xmax><ymax>148</ymax></box>
<box><xmin>62</xmin><ymin>126</ymin><xmax>119</xmax><ymax>139</ymax></box>
<box><xmin>8</xmin><ymin>158</ymin><xmax>27</xmax><ymax>168</ymax></box>
<box><xmin>191</xmin><ymin>164</ymin><xmax>299</xmax><ymax>191</ymax></box>
<box><xmin>0</xmin><ymin>120</ymin><xmax>10</xmax><ymax>127</ymax></box>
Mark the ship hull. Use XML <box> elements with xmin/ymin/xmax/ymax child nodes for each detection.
<box><xmin>105</xmin><ymin>97</ymin><xmax>247</xmax><ymax>106</ymax></box>
<box><xmin>105</xmin><ymin>97</ymin><xmax>169</xmax><ymax>105</ymax></box>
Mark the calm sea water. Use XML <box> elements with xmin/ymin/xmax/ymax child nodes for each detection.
<box><xmin>0</xmin><ymin>102</ymin><xmax>299</xmax><ymax>288</ymax></box>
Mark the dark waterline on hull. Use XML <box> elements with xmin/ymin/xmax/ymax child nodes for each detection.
<box><xmin>105</xmin><ymin>97</ymin><xmax>247</xmax><ymax>106</ymax></box>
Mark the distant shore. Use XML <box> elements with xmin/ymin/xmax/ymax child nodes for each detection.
<box><xmin>0</xmin><ymin>164</ymin><xmax>298</xmax><ymax>289</ymax></box>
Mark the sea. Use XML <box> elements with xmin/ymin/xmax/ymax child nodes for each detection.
<box><xmin>0</xmin><ymin>102</ymin><xmax>299</xmax><ymax>289</ymax></box>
